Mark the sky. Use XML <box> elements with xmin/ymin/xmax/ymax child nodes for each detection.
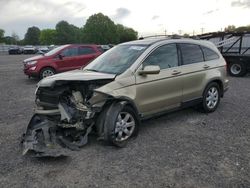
<box><xmin>1</xmin><ymin>0</ymin><xmax>250</xmax><ymax>39</ymax></box>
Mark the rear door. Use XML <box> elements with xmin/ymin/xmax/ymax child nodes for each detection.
<box><xmin>177</xmin><ymin>43</ymin><xmax>207</xmax><ymax>102</ymax></box>
<box><xmin>135</xmin><ymin>43</ymin><xmax>184</xmax><ymax>116</ymax></box>
<box><xmin>76</xmin><ymin>46</ymin><xmax>100</xmax><ymax>68</ymax></box>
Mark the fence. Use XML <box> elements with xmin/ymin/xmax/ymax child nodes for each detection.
<box><xmin>0</xmin><ymin>44</ymin><xmax>51</xmax><ymax>55</ymax></box>
<box><xmin>0</xmin><ymin>44</ymin><xmax>13</xmax><ymax>54</ymax></box>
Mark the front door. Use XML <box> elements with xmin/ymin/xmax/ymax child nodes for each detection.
<box><xmin>135</xmin><ymin>43</ymin><xmax>183</xmax><ymax>116</ymax></box>
<box><xmin>56</xmin><ymin>46</ymin><xmax>79</xmax><ymax>72</ymax></box>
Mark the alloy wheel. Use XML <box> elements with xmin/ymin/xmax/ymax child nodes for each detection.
<box><xmin>206</xmin><ymin>87</ymin><xmax>219</xmax><ymax>109</ymax></box>
<box><xmin>114</xmin><ymin>112</ymin><xmax>135</xmax><ymax>142</ymax></box>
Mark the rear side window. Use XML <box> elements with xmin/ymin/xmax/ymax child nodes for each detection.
<box><xmin>143</xmin><ymin>44</ymin><xmax>178</xmax><ymax>69</ymax></box>
<box><xmin>201</xmin><ymin>46</ymin><xmax>219</xmax><ymax>61</ymax></box>
<box><xmin>180</xmin><ymin>44</ymin><xmax>204</xmax><ymax>65</ymax></box>
<box><xmin>78</xmin><ymin>47</ymin><xmax>96</xmax><ymax>55</ymax></box>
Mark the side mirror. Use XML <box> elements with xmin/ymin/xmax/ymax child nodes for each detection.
<box><xmin>58</xmin><ymin>54</ymin><xmax>64</xmax><ymax>60</ymax></box>
<box><xmin>138</xmin><ymin>65</ymin><xmax>160</xmax><ymax>75</ymax></box>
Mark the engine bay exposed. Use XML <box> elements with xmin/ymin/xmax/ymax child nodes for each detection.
<box><xmin>21</xmin><ymin>79</ymin><xmax>113</xmax><ymax>157</ymax></box>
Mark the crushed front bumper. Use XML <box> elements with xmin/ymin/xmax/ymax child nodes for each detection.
<box><xmin>21</xmin><ymin>114</ymin><xmax>94</xmax><ymax>157</ymax></box>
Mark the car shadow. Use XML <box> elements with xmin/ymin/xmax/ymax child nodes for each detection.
<box><xmin>140</xmin><ymin>108</ymin><xmax>195</xmax><ymax>130</ymax></box>
<box><xmin>23</xmin><ymin>77</ymin><xmax>39</xmax><ymax>85</ymax></box>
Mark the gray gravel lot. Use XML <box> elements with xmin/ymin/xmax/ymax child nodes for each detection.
<box><xmin>0</xmin><ymin>54</ymin><xmax>249</xmax><ymax>188</ymax></box>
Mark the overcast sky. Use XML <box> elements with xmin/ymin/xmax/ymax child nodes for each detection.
<box><xmin>1</xmin><ymin>0</ymin><xmax>250</xmax><ymax>39</ymax></box>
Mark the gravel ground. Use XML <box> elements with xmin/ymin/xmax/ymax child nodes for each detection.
<box><xmin>0</xmin><ymin>55</ymin><xmax>249</xmax><ymax>188</ymax></box>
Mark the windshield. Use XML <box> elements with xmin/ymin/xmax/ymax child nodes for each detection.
<box><xmin>84</xmin><ymin>44</ymin><xmax>148</xmax><ymax>74</ymax></box>
<box><xmin>44</xmin><ymin>45</ymin><xmax>69</xmax><ymax>56</ymax></box>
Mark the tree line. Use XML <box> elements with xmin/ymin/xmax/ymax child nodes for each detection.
<box><xmin>0</xmin><ymin>13</ymin><xmax>138</xmax><ymax>45</ymax></box>
<box><xmin>224</xmin><ymin>25</ymin><xmax>250</xmax><ymax>32</ymax></box>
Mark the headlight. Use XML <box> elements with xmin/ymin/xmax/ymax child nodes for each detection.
<box><xmin>27</xmin><ymin>60</ymin><xmax>37</xmax><ymax>65</ymax></box>
<box><xmin>29</xmin><ymin>66</ymin><xmax>36</xmax><ymax>70</ymax></box>
<box><xmin>88</xmin><ymin>91</ymin><xmax>109</xmax><ymax>106</ymax></box>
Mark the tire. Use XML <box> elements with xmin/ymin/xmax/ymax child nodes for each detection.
<box><xmin>103</xmin><ymin>102</ymin><xmax>139</xmax><ymax>147</ymax></box>
<box><xmin>228</xmin><ymin>62</ymin><xmax>247</xmax><ymax>77</ymax></box>
<box><xmin>201</xmin><ymin>82</ymin><xmax>221</xmax><ymax>113</ymax></box>
<box><xmin>39</xmin><ymin>67</ymin><xmax>55</xmax><ymax>79</ymax></box>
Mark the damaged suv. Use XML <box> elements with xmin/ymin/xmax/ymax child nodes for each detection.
<box><xmin>22</xmin><ymin>37</ymin><xmax>229</xmax><ymax>157</ymax></box>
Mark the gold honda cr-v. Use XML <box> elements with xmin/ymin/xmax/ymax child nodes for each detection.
<box><xmin>22</xmin><ymin>37</ymin><xmax>229</xmax><ymax>157</ymax></box>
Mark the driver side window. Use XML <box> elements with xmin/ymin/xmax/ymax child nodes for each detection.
<box><xmin>143</xmin><ymin>44</ymin><xmax>178</xmax><ymax>69</ymax></box>
<box><xmin>61</xmin><ymin>47</ymin><xmax>78</xmax><ymax>57</ymax></box>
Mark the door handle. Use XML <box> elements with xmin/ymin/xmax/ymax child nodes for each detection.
<box><xmin>172</xmin><ymin>70</ymin><xmax>181</xmax><ymax>75</ymax></box>
<box><xmin>203</xmin><ymin>64</ymin><xmax>210</xmax><ymax>69</ymax></box>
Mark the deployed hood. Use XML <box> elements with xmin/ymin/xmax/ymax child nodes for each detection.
<box><xmin>23</xmin><ymin>55</ymin><xmax>46</xmax><ymax>63</ymax></box>
<box><xmin>38</xmin><ymin>69</ymin><xmax>116</xmax><ymax>87</ymax></box>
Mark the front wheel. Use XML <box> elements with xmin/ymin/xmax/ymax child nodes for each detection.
<box><xmin>39</xmin><ymin>67</ymin><xmax>55</xmax><ymax>79</ymax></box>
<box><xmin>201</xmin><ymin>82</ymin><xmax>221</xmax><ymax>113</ymax></box>
<box><xmin>228</xmin><ymin>62</ymin><xmax>247</xmax><ymax>77</ymax></box>
<box><xmin>103</xmin><ymin>103</ymin><xmax>139</xmax><ymax>147</ymax></box>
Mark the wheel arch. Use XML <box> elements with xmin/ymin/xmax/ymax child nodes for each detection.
<box><xmin>107</xmin><ymin>96</ymin><xmax>140</xmax><ymax>119</ymax></box>
<box><xmin>203</xmin><ymin>79</ymin><xmax>224</xmax><ymax>97</ymax></box>
<box><xmin>94</xmin><ymin>96</ymin><xmax>141</xmax><ymax>138</ymax></box>
<box><xmin>39</xmin><ymin>66</ymin><xmax>56</xmax><ymax>79</ymax></box>
<box><xmin>40</xmin><ymin>66</ymin><xmax>56</xmax><ymax>73</ymax></box>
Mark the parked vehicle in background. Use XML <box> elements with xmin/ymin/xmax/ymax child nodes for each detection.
<box><xmin>100</xmin><ymin>45</ymin><xmax>111</xmax><ymax>52</ymax></box>
<box><xmin>199</xmin><ymin>31</ymin><xmax>250</xmax><ymax>77</ymax></box>
<box><xmin>23</xmin><ymin>44</ymin><xmax>103</xmax><ymax>79</ymax></box>
<box><xmin>21</xmin><ymin>37</ymin><xmax>229</xmax><ymax>157</ymax></box>
<box><xmin>37</xmin><ymin>47</ymin><xmax>50</xmax><ymax>54</ymax></box>
<box><xmin>23</xmin><ymin>45</ymin><xmax>37</xmax><ymax>54</ymax></box>
<box><xmin>8</xmin><ymin>46</ymin><xmax>23</xmax><ymax>54</ymax></box>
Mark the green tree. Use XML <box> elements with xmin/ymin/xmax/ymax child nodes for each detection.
<box><xmin>39</xmin><ymin>29</ymin><xmax>57</xmax><ymax>45</ymax></box>
<box><xmin>55</xmin><ymin>21</ymin><xmax>81</xmax><ymax>44</ymax></box>
<box><xmin>0</xmin><ymin>29</ymin><xmax>5</xmax><ymax>43</ymax></box>
<box><xmin>235</xmin><ymin>25</ymin><xmax>250</xmax><ymax>32</ymax></box>
<box><xmin>11</xmin><ymin>32</ymin><xmax>19</xmax><ymax>44</ymax></box>
<box><xmin>70</xmin><ymin>24</ymin><xmax>82</xmax><ymax>43</ymax></box>
<box><xmin>24</xmin><ymin>26</ymin><xmax>40</xmax><ymax>45</ymax></box>
<box><xmin>224</xmin><ymin>25</ymin><xmax>236</xmax><ymax>32</ymax></box>
<box><xmin>83</xmin><ymin>13</ymin><xmax>118</xmax><ymax>44</ymax></box>
<box><xmin>116</xmin><ymin>24</ymin><xmax>137</xmax><ymax>43</ymax></box>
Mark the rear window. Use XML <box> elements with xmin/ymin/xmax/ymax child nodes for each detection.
<box><xmin>201</xmin><ymin>46</ymin><xmax>220</xmax><ymax>61</ymax></box>
<box><xmin>180</xmin><ymin>43</ymin><xmax>204</xmax><ymax>65</ymax></box>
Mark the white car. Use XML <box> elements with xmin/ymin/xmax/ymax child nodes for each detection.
<box><xmin>23</xmin><ymin>45</ymin><xmax>37</xmax><ymax>54</ymax></box>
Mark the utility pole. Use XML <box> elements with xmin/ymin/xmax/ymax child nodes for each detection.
<box><xmin>164</xmin><ymin>29</ymin><xmax>167</xmax><ymax>36</ymax></box>
<box><xmin>201</xmin><ymin>28</ymin><xmax>205</xmax><ymax>34</ymax></box>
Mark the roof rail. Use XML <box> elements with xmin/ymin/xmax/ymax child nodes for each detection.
<box><xmin>139</xmin><ymin>34</ymin><xmax>183</xmax><ymax>40</ymax></box>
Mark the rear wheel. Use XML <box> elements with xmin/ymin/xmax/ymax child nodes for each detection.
<box><xmin>201</xmin><ymin>82</ymin><xmax>221</xmax><ymax>113</ymax></box>
<box><xmin>39</xmin><ymin>67</ymin><xmax>55</xmax><ymax>79</ymax></box>
<box><xmin>228</xmin><ymin>62</ymin><xmax>247</xmax><ymax>77</ymax></box>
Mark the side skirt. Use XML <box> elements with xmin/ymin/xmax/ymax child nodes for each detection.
<box><xmin>140</xmin><ymin>98</ymin><xmax>202</xmax><ymax>121</ymax></box>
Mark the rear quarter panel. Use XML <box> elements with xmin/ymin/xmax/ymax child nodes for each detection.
<box><xmin>182</xmin><ymin>58</ymin><xmax>224</xmax><ymax>101</ymax></box>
